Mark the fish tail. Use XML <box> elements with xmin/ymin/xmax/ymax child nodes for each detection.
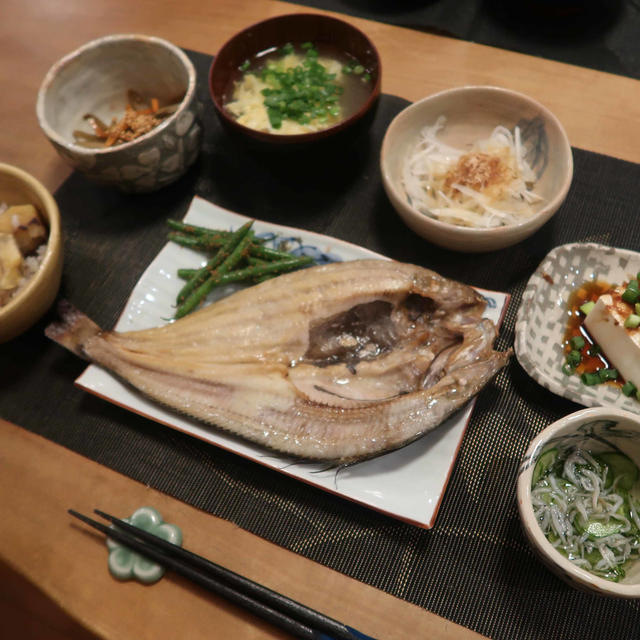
<box><xmin>45</xmin><ymin>300</ymin><xmax>102</xmax><ymax>360</ymax></box>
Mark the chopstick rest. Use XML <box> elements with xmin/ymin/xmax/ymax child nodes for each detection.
<box><xmin>69</xmin><ymin>508</ymin><xmax>377</xmax><ymax>640</ymax></box>
<box><xmin>105</xmin><ymin>506</ymin><xmax>182</xmax><ymax>584</ymax></box>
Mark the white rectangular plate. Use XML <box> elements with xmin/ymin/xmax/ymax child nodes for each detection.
<box><xmin>77</xmin><ymin>196</ymin><xmax>509</xmax><ymax>528</ymax></box>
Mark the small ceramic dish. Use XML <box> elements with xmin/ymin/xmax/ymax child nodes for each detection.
<box><xmin>0</xmin><ymin>163</ymin><xmax>63</xmax><ymax>342</ymax></box>
<box><xmin>209</xmin><ymin>13</ymin><xmax>381</xmax><ymax>149</ymax></box>
<box><xmin>36</xmin><ymin>34</ymin><xmax>202</xmax><ymax>193</ymax></box>
<box><xmin>380</xmin><ymin>86</ymin><xmax>573</xmax><ymax>252</ymax></box>
<box><xmin>517</xmin><ymin>407</ymin><xmax>640</xmax><ymax>597</ymax></box>
<box><xmin>515</xmin><ymin>242</ymin><xmax>640</xmax><ymax>414</ymax></box>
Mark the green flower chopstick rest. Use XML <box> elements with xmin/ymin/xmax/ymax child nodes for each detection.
<box><xmin>106</xmin><ymin>506</ymin><xmax>183</xmax><ymax>584</ymax></box>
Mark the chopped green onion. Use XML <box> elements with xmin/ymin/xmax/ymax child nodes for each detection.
<box><xmin>588</xmin><ymin>344</ymin><xmax>601</xmax><ymax>356</ymax></box>
<box><xmin>580</xmin><ymin>301</ymin><xmax>596</xmax><ymax>315</ymax></box>
<box><xmin>239</xmin><ymin>59</ymin><xmax>250</xmax><ymax>72</ymax></box>
<box><xmin>625</xmin><ymin>314</ymin><xmax>640</xmax><ymax>329</ymax></box>
<box><xmin>566</xmin><ymin>350</ymin><xmax>582</xmax><ymax>367</ymax></box>
<box><xmin>353</xmin><ymin>65</ymin><xmax>365</xmax><ymax>75</ymax></box>
<box><xmin>570</xmin><ymin>336</ymin><xmax>585</xmax><ymax>350</ymax></box>
<box><xmin>562</xmin><ymin>363</ymin><xmax>575</xmax><ymax>376</ymax></box>
<box><xmin>279</xmin><ymin>42</ymin><xmax>295</xmax><ymax>56</ymax></box>
<box><xmin>598</xmin><ymin>368</ymin><xmax>619</xmax><ymax>382</ymax></box>
<box><xmin>581</xmin><ymin>372</ymin><xmax>601</xmax><ymax>386</ymax></box>
<box><xmin>628</xmin><ymin>279</ymin><xmax>640</xmax><ymax>292</ymax></box>
<box><xmin>622</xmin><ymin>381</ymin><xmax>638</xmax><ymax>396</ymax></box>
<box><xmin>622</xmin><ymin>288</ymin><xmax>639</xmax><ymax>304</ymax></box>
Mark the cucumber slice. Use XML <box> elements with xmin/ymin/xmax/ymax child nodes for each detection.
<box><xmin>532</xmin><ymin>448</ymin><xmax>558</xmax><ymax>486</ymax></box>
<box><xmin>597</xmin><ymin>451</ymin><xmax>639</xmax><ymax>491</ymax></box>
<box><xmin>583</xmin><ymin>519</ymin><xmax>625</xmax><ymax>540</ymax></box>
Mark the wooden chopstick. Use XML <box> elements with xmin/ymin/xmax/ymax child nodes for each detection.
<box><xmin>68</xmin><ymin>509</ymin><xmax>375</xmax><ymax>640</ymax></box>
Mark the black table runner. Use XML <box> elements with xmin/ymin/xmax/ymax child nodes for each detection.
<box><xmin>3</xmin><ymin>50</ymin><xmax>640</xmax><ymax>640</ymax></box>
<box><xmin>285</xmin><ymin>0</ymin><xmax>640</xmax><ymax>81</ymax></box>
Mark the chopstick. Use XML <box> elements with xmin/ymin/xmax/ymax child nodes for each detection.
<box><xmin>68</xmin><ymin>509</ymin><xmax>375</xmax><ymax>640</ymax></box>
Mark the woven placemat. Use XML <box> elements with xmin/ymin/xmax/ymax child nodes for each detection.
<box><xmin>284</xmin><ymin>0</ymin><xmax>640</xmax><ymax>81</ymax></box>
<box><xmin>3</xmin><ymin>50</ymin><xmax>640</xmax><ymax>640</ymax></box>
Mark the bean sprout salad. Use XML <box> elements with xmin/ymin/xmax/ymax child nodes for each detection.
<box><xmin>402</xmin><ymin>116</ymin><xmax>543</xmax><ymax>228</ymax></box>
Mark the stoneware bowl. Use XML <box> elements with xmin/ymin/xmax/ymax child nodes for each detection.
<box><xmin>517</xmin><ymin>407</ymin><xmax>640</xmax><ymax>597</ymax></box>
<box><xmin>0</xmin><ymin>163</ymin><xmax>63</xmax><ymax>342</ymax></box>
<box><xmin>380</xmin><ymin>86</ymin><xmax>573</xmax><ymax>252</ymax></box>
<box><xmin>209</xmin><ymin>13</ymin><xmax>381</xmax><ymax>150</ymax></box>
<box><xmin>36</xmin><ymin>34</ymin><xmax>202</xmax><ymax>193</ymax></box>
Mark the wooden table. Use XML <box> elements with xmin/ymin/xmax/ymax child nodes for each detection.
<box><xmin>2</xmin><ymin>1</ymin><xmax>640</xmax><ymax>638</ymax></box>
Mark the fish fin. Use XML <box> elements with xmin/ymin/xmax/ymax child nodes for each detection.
<box><xmin>45</xmin><ymin>300</ymin><xmax>102</xmax><ymax>360</ymax></box>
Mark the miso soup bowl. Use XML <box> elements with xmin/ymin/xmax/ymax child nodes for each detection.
<box><xmin>209</xmin><ymin>13</ymin><xmax>381</xmax><ymax>150</ymax></box>
<box><xmin>517</xmin><ymin>407</ymin><xmax>640</xmax><ymax>598</ymax></box>
<box><xmin>36</xmin><ymin>34</ymin><xmax>202</xmax><ymax>193</ymax></box>
<box><xmin>381</xmin><ymin>86</ymin><xmax>573</xmax><ymax>252</ymax></box>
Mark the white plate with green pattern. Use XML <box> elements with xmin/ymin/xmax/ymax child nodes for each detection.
<box><xmin>76</xmin><ymin>195</ymin><xmax>510</xmax><ymax>529</ymax></box>
<box><xmin>515</xmin><ymin>242</ymin><xmax>640</xmax><ymax>413</ymax></box>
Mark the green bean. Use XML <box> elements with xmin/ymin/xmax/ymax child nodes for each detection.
<box><xmin>167</xmin><ymin>219</ymin><xmax>231</xmax><ymax>239</ymax></box>
<box><xmin>177</xmin><ymin>268</ymin><xmax>197</xmax><ymax>280</ymax></box>
<box><xmin>175</xmin><ymin>220</ymin><xmax>253</xmax><ymax>306</ymax></box>
<box><xmin>168</xmin><ymin>219</ymin><xmax>268</xmax><ymax>245</ymax></box>
<box><xmin>249</xmin><ymin>243</ymin><xmax>302</xmax><ymax>261</ymax></box>
<box><xmin>178</xmin><ymin>257</ymin><xmax>307</xmax><ymax>283</ymax></box>
<box><xmin>176</xmin><ymin>256</ymin><xmax>313</xmax><ymax>318</ymax></box>
<box><xmin>169</xmin><ymin>231</ymin><xmax>283</xmax><ymax>259</ymax></box>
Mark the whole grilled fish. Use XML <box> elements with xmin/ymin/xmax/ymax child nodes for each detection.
<box><xmin>46</xmin><ymin>259</ymin><xmax>510</xmax><ymax>463</ymax></box>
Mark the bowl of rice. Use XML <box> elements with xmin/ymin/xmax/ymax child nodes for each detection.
<box><xmin>517</xmin><ymin>407</ymin><xmax>640</xmax><ymax>597</ymax></box>
<box><xmin>380</xmin><ymin>86</ymin><xmax>573</xmax><ymax>252</ymax></box>
<box><xmin>0</xmin><ymin>163</ymin><xmax>63</xmax><ymax>342</ymax></box>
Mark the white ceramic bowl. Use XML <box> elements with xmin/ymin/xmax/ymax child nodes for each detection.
<box><xmin>0</xmin><ymin>163</ymin><xmax>63</xmax><ymax>342</ymax></box>
<box><xmin>380</xmin><ymin>86</ymin><xmax>573</xmax><ymax>252</ymax></box>
<box><xmin>517</xmin><ymin>407</ymin><xmax>640</xmax><ymax>597</ymax></box>
<box><xmin>36</xmin><ymin>34</ymin><xmax>202</xmax><ymax>193</ymax></box>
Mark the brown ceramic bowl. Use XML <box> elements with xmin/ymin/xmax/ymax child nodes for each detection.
<box><xmin>209</xmin><ymin>13</ymin><xmax>381</xmax><ymax>149</ymax></box>
<box><xmin>0</xmin><ymin>163</ymin><xmax>63</xmax><ymax>342</ymax></box>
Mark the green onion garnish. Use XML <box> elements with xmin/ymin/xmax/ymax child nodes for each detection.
<box><xmin>566</xmin><ymin>350</ymin><xmax>582</xmax><ymax>367</ymax></box>
<box><xmin>625</xmin><ymin>314</ymin><xmax>640</xmax><ymax>329</ymax></box>
<box><xmin>622</xmin><ymin>288</ymin><xmax>639</xmax><ymax>304</ymax></box>
<box><xmin>580</xmin><ymin>301</ymin><xmax>596</xmax><ymax>315</ymax></box>
<box><xmin>570</xmin><ymin>336</ymin><xmax>586</xmax><ymax>350</ymax></box>
<box><xmin>598</xmin><ymin>368</ymin><xmax>619</xmax><ymax>382</ymax></box>
<box><xmin>622</xmin><ymin>381</ymin><xmax>638</xmax><ymax>396</ymax></box>
<box><xmin>581</xmin><ymin>372</ymin><xmax>601</xmax><ymax>386</ymax></box>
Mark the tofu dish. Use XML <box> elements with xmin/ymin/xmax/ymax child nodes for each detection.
<box><xmin>562</xmin><ymin>276</ymin><xmax>640</xmax><ymax>400</ymax></box>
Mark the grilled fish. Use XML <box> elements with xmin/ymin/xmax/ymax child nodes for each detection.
<box><xmin>46</xmin><ymin>259</ymin><xmax>510</xmax><ymax>463</ymax></box>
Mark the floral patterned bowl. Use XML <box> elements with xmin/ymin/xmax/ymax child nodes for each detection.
<box><xmin>517</xmin><ymin>407</ymin><xmax>640</xmax><ymax>597</ymax></box>
<box><xmin>36</xmin><ymin>34</ymin><xmax>202</xmax><ymax>193</ymax></box>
